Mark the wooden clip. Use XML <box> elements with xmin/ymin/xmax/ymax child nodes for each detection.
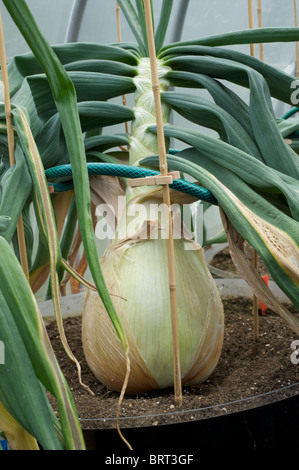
<box><xmin>127</xmin><ymin>171</ymin><xmax>180</xmax><ymax>188</ymax></box>
<box><xmin>168</xmin><ymin>171</ymin><xmax>180</xmax><ymax>180</ymax></box>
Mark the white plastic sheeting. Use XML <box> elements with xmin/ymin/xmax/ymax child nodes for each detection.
<box><xmin>1</xmin><ymin>0</ymin><xmax>298</xmax><ymax>67</ymax></box>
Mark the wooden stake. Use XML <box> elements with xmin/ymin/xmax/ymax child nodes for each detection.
<box><xmin>257</xmin><ymin>0</ymin><xmax>264</xmax><ymax>61</ymax></box>
<box><xmin>143</xmin><ymin>0</ymin><xmax>182</xmax><ymax>406</ymax></box>
<box><xmin>116</xmin><ymin>1</ymin><xmax>130</xmax><ymax>138</ymax></box>
<box><xmin>248</xmin><ymin>0</ymin><xmax>255</xmax><ymax>57</ymax></box>
<box><xmin>252</xmin><ymin>248</ymin><xmax>259</xmax><ymax>340</ymax></box>
<box><xmin>252</xmin><ymin>0</ymin><xmax>268</xmax><ymax>340</ymax></box>
<box><xmin>247</xmin><ymin>1</ymin><xmax>260</xmax><ymax>340</ymax></box>
<box><xmin>0</xmin><ymin>9</ymin><xmax>29</xmax><ymax>280</ymax></box>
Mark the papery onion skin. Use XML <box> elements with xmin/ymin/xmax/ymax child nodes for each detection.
<box><xmin>82</xmin><ymin>230</ymin><xmax>224</xmax><ymax>394</ymax></box>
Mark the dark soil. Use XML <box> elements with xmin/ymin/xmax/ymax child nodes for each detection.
<box><xmin>46</xmin><ymin>247</ymin><xmax>299</xmax><ymax>431</ymax></box>
<box><xmin>209</xmin><ymin>243</ymin><xmax>270</xmax><ymax>278</ymax></box>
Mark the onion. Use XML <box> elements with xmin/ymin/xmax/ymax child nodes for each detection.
<box><xmin>82</xmin><ymin>194</ymin><xmax>224</xmax><ymax>394</ymax></box>
<box><xmin>82</xmin><ymin>57</ymin><xmax>224</xmax><ymax>394</ymax></box>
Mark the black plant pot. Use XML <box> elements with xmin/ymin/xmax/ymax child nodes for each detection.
<box><xmin>82</xmin><ymin>384</ymin><xmax>299</xmax><ymax>456</ymax></box>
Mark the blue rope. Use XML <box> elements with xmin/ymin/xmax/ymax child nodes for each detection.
<box><xmin>45</xmin><ymin>161</ymin><xmax>217</xmax><ymax>205</ymax></box>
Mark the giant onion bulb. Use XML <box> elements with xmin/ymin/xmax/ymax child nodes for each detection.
<box><xmin>82</xmin><ymin>58</ymin><xmax>224</xmax><ymax>394</ymax></box>
<box><xmin>82</xmin><ymin>194</ymin><xmax>224</xmax><ymax>394</ymax></box>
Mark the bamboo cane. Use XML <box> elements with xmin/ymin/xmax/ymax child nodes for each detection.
<box><xmin>252</xmin><ymin>0</ymin><xmax>267</xmax><ymax>340</ymax></box>
<box><xmin>252</xmin><ymin>249</ymin><xmax>259</xmax><ymax>340</ymax></box>
<box><xmin>257</xmin><ymin>0</ymin><xmax>264</xmax><ymax>61</ymax></box>
<box><xmin>116</xmin><ymin>2</ymin><xmax>130</xmax><ymax>139</ymax></box>
<box><xmin>143</xmin><ymin>0</ymin><xmax>182</xmax><ymax>405</ymax></box>
<box><xmin>247</xmin><ymin>0</ymin><xmax>255</xmax><ymax>57</ymax></box>
<box><xmin>0</xmin><ymin>9</ymin><xmax>29</xmax><ymax>280</ymax></box>
<box><xmin>247</xmin><ymin>0</ymin><xmax>260</xmax><ymax>340</ymax></box>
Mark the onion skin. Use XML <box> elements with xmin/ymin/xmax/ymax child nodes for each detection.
<box><xmin>82</xmin><ymin>228</ymin><xmax>224</xmax><ymax>394</ymax></box>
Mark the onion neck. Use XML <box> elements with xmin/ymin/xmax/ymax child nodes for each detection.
<box><xmin>126</xmin><ymin>58</ymin><xmax>171</xmax><ymax>206</ymax></box>
<box><xmin>129</xmin><ymin>58</ymin><xmax>171</xmax><ymax>168</ymax></box>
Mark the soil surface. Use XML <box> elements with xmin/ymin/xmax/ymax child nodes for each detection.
<box><xmin>209</xmin><ymin>243</ymin><xmax>270</xmax><ymax>278</ymax></box>
<box><xmin>46</xmin><ymin>247</ymin><xmax>299</xmax><ymax>431</ymax></box>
